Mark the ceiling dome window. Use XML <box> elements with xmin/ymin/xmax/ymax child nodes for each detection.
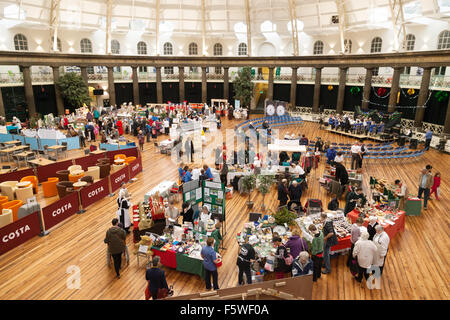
<box><xmin>344</xmin><ymin>39</ymin><xmax>352</xmax><ymax>54</ymax></box>
<box><xmin>137</xmin><ymin>41</ymin><xmax>147</xmax><ymax>55</ymax></box>
<box><xmin>14</xmin><ymin>34</ymin><xmax>28</xmax><ymax>51</ymax></box>
<box><xmin>163</xmin><ymin>42</ymin><xmax>173</xmax><ymax>55</ymax></box>
<box><xmin>188</xmin><ymin>42</ymin><xmax>198</xmax><ymax>55</ymax></box>
<box><xmin>313</xmin><ymin>41</ymin><xmax>324</xmax><ymax>55</ymax></box>
<box><xmin>405</xmin><ymin>34</ymin><xmax>415</xmax><ymax>51</ymax></box>
<box><xmin>111</xmin><ymin>40</ymin><xmax>120</xmax><ymax>54</ymax></box>
<box><xmin>213</xmin><ymin>43</ymin><xmax>222</xmax><ymax>56</ymax></box>
<box><xmin>238</xmin><ymin>43</ymin><xmax>247</xmax><ymax>56</ymax></box>
<box><xmin>370</xmin><ymin>37</ymin><xmax>382</xmax><ymax>53</ymax></box>
<box><xmin>80</xmin><ymin>38</ymin><xmax>92</xmax><ymax>53</ymax></box>
<box><xmin>438</xmin><ymin>30</ymin><xmax>450</xmax><ymax>49</ymax></box>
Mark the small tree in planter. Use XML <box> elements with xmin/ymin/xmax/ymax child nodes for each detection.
<box><xmin>256</xmin><ymin>174</ymin><xmax>275</xmax><ymax>212</ymax></box>
<box><xmin>241</xmin><ymin>174</ymin><xmax>257</xmax><ymax>209</ymax></box>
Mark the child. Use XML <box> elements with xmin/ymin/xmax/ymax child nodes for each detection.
<box><xmin>138</xmin><ymin>130</ymin><xmax>145</xmax><ymax>151</ymax></box>
<box><xmin>211</xmin><ymin>223</ymin><xmax>222</xmax><ymax>253</ymax></box>
<box><xmin>430</xmin><ymin>172</ymin><xmax>441</xmax><ymax>200</ymax></box>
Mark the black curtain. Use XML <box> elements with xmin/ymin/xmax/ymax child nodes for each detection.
<box><xmin>207</xmin><ymin>82</ymin><xmax>224</xmax><ymax>104</ymax></box>
<box><xmin>33</xmin><ymin>84</ymin><xmax>57</xmax><ymax>117</ymax></box>
<box><xmin>343</xmin><ymin>86</ymin><xmax>363</xmax><ymax>111</ymax></box>
<box><xmin>296</xmin><ymin>84</ymin><xmax>314</xmax><ymax>107</ymax></box>
<box><xmin>397</xmin><ymin>88</ymin><xmax>419</xmax><ymax>120</ymax></box>
<box><xmin>368</xmin><ymin>87</ymin><xmax>390</xmax><ymax>113</ymax></box>
<box><xmin>319</xmin><ymin>85</ymin><xmax>338</xmax><ymax>110</ymax></box>
<box><xmin>273</xmin><ymin>84</ymin><xmax>290</xmax><ymax>102</ymax></box>
<box><xmin>139</xmin><ymin>82</ymin><xmax>157</xmax><ymax>104</ymax></box>
<box><xmin>185</xmin><ymin>82</ymin><xmax>201</xmax><ymax>102</ymax></box>
<box><xmin>423</xmin><ymin>91</ymin><xmax>448</xmax><ymax>125</ymax></box>
<box><xmin>229</xmin><ymin>83</ymin><xmax>235</xmax><ymax>104</ymax></box>
<box><xmin>162</xmin><ymin>82</ymin><xmax>179</xmax><ymax>103</ymax></box>
<box><xmin>114</xmin><ymin>83</ymin><xmax>133</xmax><ymax>106</ymax></box>
<box><xmin>1</xmin><ymin>86</ymin><xmax>27</xmax><ymax>121</ymax></box>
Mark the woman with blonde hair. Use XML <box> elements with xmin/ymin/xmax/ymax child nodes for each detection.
<box><xmin>285</xmin><ymin>229</ymin><xmax>308</xmax><ymax>260</ymax></box>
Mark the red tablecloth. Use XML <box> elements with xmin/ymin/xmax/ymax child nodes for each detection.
<box><xmin>347</xmin><ymin>209</ymin><xmax>405</xmax><ymax>240</ymax></box>
<box><xmin>331</xmin><ymin>235</ymin><xmax>351</xmax><ymax>252</ymax></box>
<box><xmin>151</xmin><ymin>248</ymin><xmax>177</xmax><ymax>269</ymax></box>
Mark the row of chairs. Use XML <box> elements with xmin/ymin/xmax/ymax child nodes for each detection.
<box><xmin>364</xmin><ymin>150</ymin><xmax>425</xmax><ymax>164</ymax></box>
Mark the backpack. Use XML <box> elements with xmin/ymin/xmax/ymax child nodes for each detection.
<box><xmin>328</xmin><ymin>198</ymin><xmax>339</xmax><ymax>211</ymax></box>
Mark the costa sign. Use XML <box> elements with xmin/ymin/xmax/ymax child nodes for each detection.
<box><xmin>109</xmin><ymin>165</ymin><xmax>129</xmax><ymax>192</ymax></box>
<box><xmin>0</xmin><ymin>212</ymin><xmax>41</xmax><ymax>256</ymax></box>
<box><xmin>42</xmin><ymin>192</ymin><xmax>79</xmax><ymax>230</ymax></box>
<box><xmin>129</xmin><ymin>157</ymin><xmax>142</xmax><ymax>179</ymax></box>
<box><xmin>80</xmin><ymin>178</ymin><xmax>109</xmax><ymax>209</ymax></box>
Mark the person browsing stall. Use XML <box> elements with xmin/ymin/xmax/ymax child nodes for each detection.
<box><xmin>237</xmin><ymin>236</ymin><xmax>256</xmax><ymax>285</ymax></box>
<box><xmin>145</xmin><ymin>256</ymin><xmax>169</xmax><ymax>300</ymax></box>
<box><xmin>201</xmin><ymin>237</ymin><xmax>220</xmax><ymax>290</ymax></box>
<box><xmin>292</xmin><ymin>251</ymin><xmax>313</xmax><ymax>277</ymax></box>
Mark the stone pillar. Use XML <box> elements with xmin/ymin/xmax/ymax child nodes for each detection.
<box><xmin>22</xmin><ymin>66</ymin><xmax>36</xmax><ymax>119</ymax></box>
<box><xmin>80</xmin><ymin>66</ymin><xmax>89</xmax><ymax>95</ymax></box>
<box><xmin>312</xmin><ymin>67</ymin><xmax>322</xmax><ymax>113</ymax></box>
<box><xmin>336</xmin><ymin>67</ymin><xmax>348</xmax><ymax>114</ymax></box>
<box><xmin>388</xmin><ymin>67</ymin><xmax>402</xmax><ymax>113</ymax></box>
<box><xmin>156</xmin><ymin>66</ymin><xmax>162</xmax><ymax>103</ymax></box>
<box><xmin>179</xmin><ymin>66</ymin><xmax>185</xmax><ymax>103</ymax></box>
<box><xmin>414</xmin><ymin>67</ymin><xmax>432</xmax><ymax>128</ymax></box>
<box><xmin>268</xmin><ymin>67</ymin><xmax>274</xmax><ymax>101</ymax></box>
<box><xmin>444</xmin><ymin>96</ymin><xmax>450</xmax><ymax>135</ymax></box>
<box><xmin>132</xmin><ymin>66</ymin><xmax>140</xmax><ymax>106</ymax></box>
<box><xmin>290</xmin><ymin>67</ymin><xmax>298</xmax><ymax>109</ymax></box>
<box><xmin>223</xmin><ymin>67</ymin><xmax>229</xmax><ymax>101</ymax></box>
<box><xmin>362</xmin><ymin>67</ymin><xmax>373</xmax><ymax>111</ymax></box>
<box><xmin>107</xmin><ymin>66</ymin><xmax>116</xmax><ymax>106</ymax></box>
<box><xmin>52</xmin><ymin>66</ymin><xmax>65</xmax><ymax>116</ymax></box>
<box><xmin>201</xmin><ymin>66</ymin><xmax>207</xmax><ymax>103</ymax></box>
<box><xmin>0</xmin><ymin>85</ymin><xmax>5</xmax><ymax>117</ymax></box>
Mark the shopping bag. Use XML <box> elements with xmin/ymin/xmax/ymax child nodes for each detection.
<box><xmin>436</xmin><ymin>187</ymin><xmax>440</xmax><ymax>198</ymax></box>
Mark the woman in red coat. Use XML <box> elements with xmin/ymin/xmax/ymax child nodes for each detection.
<box><xmin>116</xmin><ymin>119</ymin><xmax>123</xmax><ymax>136</ymax></box>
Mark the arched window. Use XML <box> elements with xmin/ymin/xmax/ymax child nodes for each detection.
<box><xmin>437</xmin><ymin>30</ymin><xmax>450</xmax><ymax>50</ymax></box>
<box><xmin>80</xmin><ymin>38</ymin><xmax>92</xmax><ymax>53</ymax></box>
<box><xmin>344</xmin><ymin>39</ymin><xmax>352</xmax><ymax>54</ymax></box>
<box><xmin>188</xmin><ymin>42</ymin><xmax>198</xmax><ymax>55</ymax></box>
<box><xmin>213</xmin><ymin>43</ymin><xmax>222</xmax><ymax>56</ymax></box>
<box><xmin>238</xmin><ymin>43</ymin><xmax>247</xmax><ymax>56</ymax></box>
<box><xmin>14</xmin><ymin>33</ymin><xmax>28</xmax><ymax>51</ymax></box>
<box><xmin>51</xmin><ymin>36</ymin><xmax>62</xmax><ymax>51</ymax></box>
<box><xmin>111</xmin><ymin>40</ymin><xmax>120</xmax><ymax>54</ymax></box>
<box><xmin>313</xmin><ymin>41</ymin><xmax>323</xmax><ymax>55</ymax></box>
<box><xmin>163</xmin><ymin>42</ymin><xmax>173</xmax><ymax>55</ymax></box>
<box><xmin>404</xmin><ymin>34</ymin><xmax>415</xmax><ymax>51</ymax></box>
<box><xmin>370</xmin><ymin>37</ymin><xmax>382</xmax><ymax>53</ymax></box>
<box><xmin>137</xmin><ymin>41</ymin><xmax>147</xmax><ymax>55</ymax></box>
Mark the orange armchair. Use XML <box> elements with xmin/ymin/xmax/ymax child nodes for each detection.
<box><xmin>3</xmin><ymin>200</ymin><xmax>23</xmax><ymax>222</ymax></box>
<box><xmin>20</xmin><ymin>176</ymin><xmax>38</xmax><ymax>194</ymax></box>
<box><xmin>125</xmin><ymin>156</ymin><xmax>136</xmax><ymax>165</ymax></box>
<box><xmin>0</xmin><ymin>195</ymin><xmax>8</xmax><ymax>211</ymax></box>
<box><xmin>42</xmin><ymin>177</ymin><xmax>59</xmax><ymax>198</ymax></box>
<box><xmin>69</xmin><ymin>172</ymin><xmax>85</xmax><ymax>183</ymax></box>
<box><xmin>114</xmin><ymin>154</ymin><xmax>126</xmax><ymax>161</ymax></box>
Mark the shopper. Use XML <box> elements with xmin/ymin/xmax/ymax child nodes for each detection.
<box><xmin>211</xmin><ymin>223</ymin><xmax>222</xmax><ymax>253</ymax></box>
<box><xmin>372</xmin><ymin>225</ymin><xmax>390</xmax><ymax>276</ymax></box>
<box><xmin>180</xmin><ymin>202</ymin><xmax>194</xmax><ymax>223</ymax></box>
<box><xmin>352</xmin><ymin>230</ymin><xmax>377</xmax><ymax>284</ymax></box>
<box><xmin>308</xmin><ymin>224</ymin><xmax>323</xmax><ymax>282</ymax></box>
<box><xmin>429</xmin><ymin>172</ymin><xmax>441</xmax><ymax>201</ymax></box>
<box><xmin>236</xmin><ymin>237</ymin><xmax>256</xmax><ymax>285</ymax></box>
<box><xmin>424</xmin><ymin>129</ymin><xmax>432</xmax><ymax>151</ymax></box>
<box><xmin>285</xmin><ymin>230</ymin><xmax>308</xmax><ymax>260</ymax></box>
<box><xmin>334</xmin><ymin>151</ymin><xmax>344</xmax><ymax>164</ymax></box>
<box><xmin>351</xmin><ymin>142</ymin><xmax>361</xmax><ymax>170</ymax></box>
<box><xmin>276</xmin><ymin>179</ymin><xmax>289</xmax><ymax>208</ymax></box>
<box><xmin>394</xmin><ymin>179</ymin><xmax>408</xmax><ymax>210</ymax></box>
<box><xmin>367</xmin><ymin>216</ymin><xmax>378</xmax><ymax>241</ymax></box>
<box><xmin>219</xmin><ymin>162</ymin><xmax>228</xmax><ymax>186</ymax></box>
<box><xmin>344</xmin><ymin>187</ymin><xmax>366</xmax><ymax>215</ymax></box>
<box><xmin>203</xmin><ymin>165</ymin><xmax>214</xmax><ymax>180</ymax></box>
<box><xmin>292</xmin><ymin>251</ymin><xmax>313</xmax><ymax>277</ymax></box>
<box><xmin>138</xmin><ymin>130</ymin><xmax>145</xmax><ymax>151</ymax></box>
<box><xmin>201</xmin><ymin>237</ymin><xmax>220</xmax><ymax>290</ymax></box>
<box><xmin>326</xmin><ymin>145</ymin><xmax>337</xmax><ymax>164</ymax></box>
<box><xmin>145</xmin><ymin>256</ymin><xmax>169</xmax><ymax>300</ymax></box>
<box><xmin>104</xmin><ymin>218</ymin><xmax>126</xmax><ymax>279</ymax></box>
<box><xmin>272</xmin><ymin>236</ymin><xmax>291</xmax><ymax>279</ymax></box>
<box><xmin>358</xmin><ymin>143</ymin><xmax>367</xmax><ymax>168</ymax></box>
<box><xmin>182</xmin><ymin>166</ymin><xmax>192</xmax><ymax>183</ymax></box>
<box><xmin>320</xmin><ymin>212</ymin><xmax>338</xmax><ymax>274</ymax></box>
<box><xmin>347</xmin><ymin>217</ymin><xmax>366</xmax><ymax>268</ymax></box>
<box><xmin>418</xmin><ymin>167</ymin><xmax>433</xmax><ymax>210</ymax></box>
<box><xmin>164</xmin><ymin>199</ymin><xmax>179</xmax><ymax>226</ymax></box>
<box><xmin>287</xmin><ymin>180</ymin><xmax>302</xmax><ymax>211</ymax></box>
<box><xmin>333</xmin><ymin>161</ymin><xmax>349</xmax><ymax>187</ymax></box>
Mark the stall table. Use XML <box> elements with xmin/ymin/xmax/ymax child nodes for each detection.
<box><xmin>28</xmin><ymin>158</ymin><xmax>56</xmax><ymax>166</ymax></box>
<box><xmin>347</xmin><ymin>209</ymin><xmax>405</xmax><ymax>240</ymax></box>
<box><xmin>175</xmin><ymin>253</ymin><xmax>205</xmax><ymax>278</ymax></box>
<box><xmin>90</xmin><ymin>150</ymin><xmax>106</xmax><ymax>155</ymax></box>
<box><xmin>1</xmin><ymin>146</ymin><xmax>29</xmax><ymax>162</ymax></box>
<box><xmin>150</xmin><ymin>247</ymin><xmax>177</xmax><ymax>269</ymax></box>
<box><xmin>47</xmin><ymin>145</ymin><xmax>65</xmax><ymax>159</ymax></box>
<box><xmin>3</xmin><ymin>140</ymin><xmax>21</xmax><ymax>145</ymax></box>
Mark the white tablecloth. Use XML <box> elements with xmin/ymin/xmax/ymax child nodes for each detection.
<box><xmin>144</xmin><ymin>180</ymin><xmax>176</xmax><ymax>202</ymax></box>
<box><xmin>268</xmin><ymin>144</ymin><xmax>306</xmax><ymax>153</ymax></box>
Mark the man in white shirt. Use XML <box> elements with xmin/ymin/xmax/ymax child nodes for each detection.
<box><xmin>372</xmin><ymin>225</ymin><xmax>390</xmax><ymax>275</ymax></box>
<box><xmin>292</xmin><ymin>163</ymin><xmax>305</xmax><ymax>177</ymax></box>
<box><xmin>351</xmin><ymin>142</ymin><xmax>361</xmax><ymax>170</ymax></box>
<box><xmin>253</xmin><ymin>156</ymin><xmax>262</xmax><ymax>175</ymax></box>
<box><xmin>191</xmin><ymin>166</ymin><xmax>202</xmax><ymax>181</ymax></box>
<box><xmin>394</xmin><ymin>179</ymin><xmax>408</xmax><ymax>210</ymax></box>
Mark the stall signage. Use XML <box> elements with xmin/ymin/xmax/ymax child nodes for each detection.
<box><xmin>110</xmin><ymin>166</ymin><xmax>130</xmax><ymax>192</ymax></box>
<box><xmin>42</xmin><ymin>192</ymin><xmax>79</xmax><ymax>230</ymax></box>
<box><xmin>80</xmin><ymin>178</ymin><xmax>109</xmax><ymax>209</ymax></box>
<box><xmin>0</xmin><ymin>212</ymin><xmax>41</xmax><ymax>255</ymax></box>
<box><xmin>129</xmin><ymin>157</ymin><xmax>142</xmax><ymax>178</ymax></box>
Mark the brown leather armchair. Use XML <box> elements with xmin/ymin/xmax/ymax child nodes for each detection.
<box><xmin>56</xmin><ymin>181</ymin><xmax>74</xmax><ymax>198</ymax></box>
<box><xmin>80</xmin><ymin>175</ymin><xmax>94</xmax><ymax>185</ymax></box>
<box><xmin>97</xmin><ymin>163</ymin><xmax>111</xmax><ymax>179</ymax></box>
<box><xmin>97</xmin><ymin>158</ymin><xmax>110</xmax><ymax>165</ymax></box>
<box><xmin>56</xmin><ymin>170</ymin><xmax>70</xmax><ymax>182</ymax></box>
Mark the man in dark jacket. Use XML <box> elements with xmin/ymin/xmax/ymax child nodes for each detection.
<box><xmin>320</xmin><ymin>212</ymin><xmax>338</xmax><ymax>274</ymax></box>
<box><xmin>344</xmin><ymin>187</ymin><xmax>366</xmax><ymax>215</ymax></box>
<box><xmin>145</xmin><ymin>256</ymin><xmax>169</xmax><ymax>300</ymax></box>
<box><xmin>277</xmin><ymin>179</ymin><xmax>289</xmax><ymax>207</ymax></box>
<box><xmin>104</xmin><ymin>218</ymin><xmax>126</xmax><ymax>279</ymax></box>
<box><xmin>333</xmin><ymin>161</ymin><xmax>349</xmax><ymax>186</ymax></box>
<box><xmin>236</xmin><ymin>239</ymin><xmax>256</xmax><ymax>285</ymax></box>
<box><xmin>287</xmin><ymin>180</ymin><xmax>302</xmax><ymax>211</ymax></box>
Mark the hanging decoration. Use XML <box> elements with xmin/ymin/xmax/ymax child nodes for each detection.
<box><xmin>407</xmin><ymin>88</ymin><xmax>415</xmax><ymax>96</ymax></box>
<box><xmin>377</xmin><ymin>87</ymin><xmax>387</xmax><ymax>97</ymax></box>
<box><xmin>350</xmin><ymin>86</ymin><xmax>360</xmax><ymax>95</ymax></box>
<box><xmin>401</xmin><ymin>88</ymin><xmax>419</xmax><ymax>100</ymax></box>
<box><xmin>328</xmin><ymin>85</ymin><xmax>333</xmax><ymax>91</ymax></box>
<box><xmin>397</xmin><ymin>91</ymin><xmax>400</xmax><ymax>104</ymax></box>
<box><xmin>434</xmin><ymin>91</ymin><xmax>448</xmax><ymax>102</ymax></box>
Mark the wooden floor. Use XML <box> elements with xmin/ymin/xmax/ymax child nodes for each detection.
<box><xmin>0</xmin><ymin>117</ymin><xmax>448</xmax><ymax>300</ymax></box>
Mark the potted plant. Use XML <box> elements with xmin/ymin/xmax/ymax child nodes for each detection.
<box><xmin>241</xmin><ymin>174</ymin><xmax>256</xmax><ymax>209</ymax></box>
<box><xmin>256</xmin><ymin>174</ymin><xmax>275</xmax><ymax>212</ymax></box>
<box><xmin>273</xmin><ymin>206</ymin><xmax>298</xmax><ymax>226</ymax></box>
